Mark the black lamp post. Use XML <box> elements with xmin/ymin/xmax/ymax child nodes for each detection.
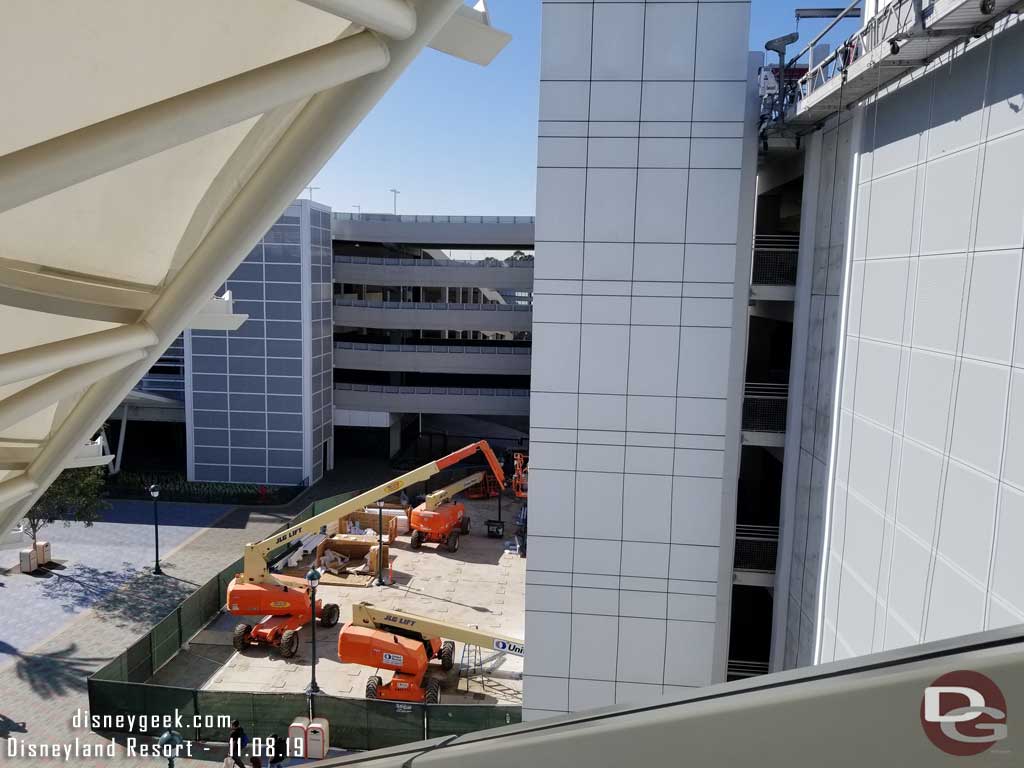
<box><xmin>305</xmin><ymin>568</ymin><xmax>321</xmax><ymax>698</ymax></box>
<box><xmin>148</xmin><ymin>484</ymin><xmax>162</xmax><ymax>575</ymax></box>
<box><xmin>157</xmin><ymin>729</ymin><xmax>183</xmax><ymax>768</ymax></box>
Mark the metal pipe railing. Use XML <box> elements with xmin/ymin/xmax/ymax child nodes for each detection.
<box><xmin>786</xmin><ymin>0</ymin><xmax>863</xmax><ymax>70</ymax></box>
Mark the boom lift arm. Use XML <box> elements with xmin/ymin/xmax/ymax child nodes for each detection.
<box><xmin>351</xmin><ymin>602</ymin><xmax>525</xmax><ymax>657</ymax></box>
<box><xmin>423</xmin><ymin>471</ymin><xmax>496</xmax><ymax>511</ymax></box>
<box><xmin>237</xmin><ymin>440</ymin><xmax>506</xmax><ymax>586</ymax></box>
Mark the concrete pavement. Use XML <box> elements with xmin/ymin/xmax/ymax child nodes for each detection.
<box><xmin>0</xmin><ymin>459</ymin><xmax>395</xmax><ymax>767</ymax></box>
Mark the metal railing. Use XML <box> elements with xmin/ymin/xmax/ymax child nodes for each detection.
<box><xmin>727</xmin><ymin>659</ymin><xmax>772</xmax><ymax>679</ymax></box>
<box><xmin>136</xmin><ymin>373</ymin><xmax>185</xmax><ymax>399</ymax></box>
<box><xmin>752</xmin><ymin>234</ymin><xmax>799</xmax><ymax>286</ymax></box>
<box><xmin>334</xmin><ymin>254</ymin><xmax>533</xmax><ymax>269</ymax></box>
<box><xmin>334</xmin><ymin>298</ymin><xmax>532</xmax><ymax>312</ymax></box>
<box><xmin>333</xmin><ymin>213</ymin><xmax>535</xmax><ymax>225</ymax></box>
<box><xmin>334</xmin><ymin>341</ymin><xmax>530</xmax><ymax>355</ymax></box>
<box><xmin>795</xmin><ymin>0</ymin><xmax>916</xmax><ymax>104</ymax></box>
<box><xmin>734</xmin><ymin>524</ymin><xmax>780</xmax><ymax>572</ymax></box>
<box><xmin>335</xmin><ymin>383</ymin><xmax>530</xmax><ymax>398</ymax></box>
<box><xmin>742</xmin><ymin>383</ymin><xmax>789</xmax><ymax>433</ymax></box>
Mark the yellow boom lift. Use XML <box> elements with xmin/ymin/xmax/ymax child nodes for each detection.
<box><xmin>338</xmin><ymin>602</ymin><xmax>525</xmax><ymax>703</ymax></box>
<box><xmin>226</xmin><ymin>441</ymin><xmax>505</xmax><ymax>657</ymax></box>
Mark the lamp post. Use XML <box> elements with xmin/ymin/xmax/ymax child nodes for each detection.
<box><xmin>157</xmin><ymin>729</ymin><xmax>183</xmax><ymax>768</ymax></box>
<box><xmin>305</xmin><ymin>568</ymin><xmax>321</xmax><ymax>700</ymax></box>
<box><xmin>389</xmin><ymin>188</ymin><xmax>400</xmax><ymax>215</ymax></box>
<box><xmin>148</xmin><ymin>484</ymin><xmax>162</xmax><ymax>575</ymax></box>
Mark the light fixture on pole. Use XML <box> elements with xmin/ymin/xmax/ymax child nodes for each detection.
<box><xmin>352</xmin><ymin>204</ymin><xmax>361</xmax><ymax>219</ymax></box>
<box><xmin>389</xmin><ymin>188</ymin><xmax>400</xmax><ymax>215</ymax></box>
<box><xmin>305</xmin><ymin>567</ymin><xmax>322</xmax><ymax>700</ymax></box>
<box><xmin>148</xmin><ymin>484</ymin><xmax>162</xmax><ymax>575</ymax></box>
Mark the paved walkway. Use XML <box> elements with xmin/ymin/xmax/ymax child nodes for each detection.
<box><xmin>0</xmin><ymin>459</ymin><xmax>394</xmax><ymax>767</ymax></box>
<box><xmin>0</xmin><ymin>501</ymin><xmax>229</xmax><ymax>668</ymax></box>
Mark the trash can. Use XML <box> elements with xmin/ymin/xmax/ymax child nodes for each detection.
<box><xmin>19</xmin><ymin>548</ymin><xmax>37</xmax><ymax>573</ymax></box>
<box><xmin>306</xmin><ymin>718</ymin><xmax>329</xmax><ymax>760</ymax></box>
<box><xmin>288</xmin><ymin>717</ymin><xmax>309</xmax><ymax>760</ymax></box>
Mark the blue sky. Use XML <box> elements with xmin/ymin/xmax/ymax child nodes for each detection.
<box><xmin>313</xmin><ymin>1</ymin><xmax>860</xmax><ymax>217</ymax></box>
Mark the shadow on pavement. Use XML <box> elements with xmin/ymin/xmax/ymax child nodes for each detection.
<box><xmin>35</xmin><ymin>561</ymin><xmax>196</xmax><ymax>629</ymax></box>
<box><xmin>101</xmin><ymin>502</ymin><xmax>241</xmax><ymax>528</ymax></box>
<box><xmin>10</xmin><ymin>643</ymin><xmax>108</xmax><ymax>699</ymax></box>
<box><xmin>92</xmin><ymin>570</ymin><xmax>196</xmax><ymax>630</ymax></box>
<box><xmin>0</xmin><ymin>712</ymin><xmax>28</xmax><ymax>738</ymax></box>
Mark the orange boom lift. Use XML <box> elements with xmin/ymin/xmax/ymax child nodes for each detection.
<box><xmin>408</xmin><ymin>441</ymin><xmax>505</xmax><ymax>553</ymax></box>
<box><xmin>511</xmin><ymin>452</ymin><xmax>528</xmax><ymax>499</ymax></box>
<box><xmin>226</xmin><ymin>441</ymin><xmax>504</xmax><ymax>657</ymax></box>
<box><xmin>338</xmin><ymin>602</ymin><xmax>525</xmax><ymax>703</ymax></box>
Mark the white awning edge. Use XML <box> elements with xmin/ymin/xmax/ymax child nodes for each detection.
<box><xmin>0</xmin><ymin>0</ymin><xmax>480</xmax><ymax>534</ymax></box>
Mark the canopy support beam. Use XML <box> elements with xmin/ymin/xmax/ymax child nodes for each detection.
<box><xmin>295</xmin><ymin>0</ymin><xmax>417</xmax><ymax>39</ymax></box>
<box><xmin>0</xmin><ymin>0</ymin><xmax>465</xmax><ymax>536</ymax></box>
<box><xmin>0</xmin><ymin>32</ymin><xmax>390</xmax><ymax>215</ymax></box>
<box><xmin>0</xmin><ymin>325</ymin><xmax>158</xmax><ymax>388</ymax></box>
<box><xmin>0</xmin><ymin>476</ymin><xmax>38</xmax><ymax>507</ymax></box>
<box><xmin>0</xmin><ymin>350</ymin><xmax>146</xmax><ymax>435</ymax></box>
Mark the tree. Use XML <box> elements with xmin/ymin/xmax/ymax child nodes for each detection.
<box><xmin>23</xmin><ymin>466</ymin><xmax>108</xmax><ymax>543</ymax></box>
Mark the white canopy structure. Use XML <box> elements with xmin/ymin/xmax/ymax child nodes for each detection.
<box><xmin>0</xmin><ymin>0</ymin><xmax>509</xmax><ymax>534</ymax></box>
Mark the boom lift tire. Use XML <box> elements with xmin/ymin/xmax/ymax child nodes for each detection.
<box><xmin>410</xmin><ymin>529</ymin><xmax>424</xmax><ymax>549</ymax></box>
<box><xmin>279</xmin><ymin>629</ymin><xmax>299</xmax><ymax>658</ymax></box>
<box><xmin>320</xmin><ymin>602</ymin><xmax>340</xmax><ymax>628</ymax></box>
<box><xmin>233</xmin><ymin>623</ymin><xmax>252</xmax><ymax>652</ymax></box>
<box><xmin>440</xmin><ymin>640</ymin><xmax>455</xmax><ymax>671</ymax></box>
<box><xmin>425</xmin><ymin>677</ymin><xmax>442</xmax><ymax>704</ymax></box>
<box><xmin>446</xmin><ymin>531</ymin><xmax>460</xmax><ymax>553</ymax></box>
<box><xmin>366</xmin><ymin>675</ymin><xmax>383</xmax><ymax>699</ymax></box>
<box><xmin>460</xmin><ymin>516</ymin><xmax>470</xmax><ymax>535</ymax></box>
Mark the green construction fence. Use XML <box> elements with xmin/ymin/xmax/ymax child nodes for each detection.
<box><xmin>87</xmin><ymin>490</ymin><xmax>521</xmax><ymax>750</ymax></box>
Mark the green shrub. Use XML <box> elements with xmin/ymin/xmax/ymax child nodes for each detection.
<box><xmin>105</xmin><ymin>471</ymin><xmax>303</xmax><ymax>505</ymax></box>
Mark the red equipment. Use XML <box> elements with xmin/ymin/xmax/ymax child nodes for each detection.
<box><xmin>511</xmin><ymin>452</ymin><xmax>528</xmax><ymax>499</ymax></box>
<box><xmin>338</xmin><ymin>624</ymin><xmax>451</xmax><ymax>703</ymax></box>
<box><xmin>464</xmin><ymin>473</ymin><xmax>501</xmax><ymax>500</ymax></box>
<box><xmin>229</xmin><ymin>580</ymin><xmax>339</xmax><ymax>657</ymax></box>
<box><xmin>408</xmin><ymin>441</ymin><xmax>506</xmax><ymax>553</ymax></box>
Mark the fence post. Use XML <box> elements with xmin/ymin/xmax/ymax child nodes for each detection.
<box><xmin>194</xmin><ymin>688</ymin><xmax>201</xmax><ymax>743</ymax></box>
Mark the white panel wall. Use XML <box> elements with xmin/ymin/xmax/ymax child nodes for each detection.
<box><xmin>774</xmin><ymin>114</ymin><xmax>857</xmax><ymax>670</ymax></box>
<box><xmin>526</xmin><ymin>0</ymin><xmax>754</xmax><ymax>719</ymax></box>
<box><xmin>808</xmin><ymin>24</ymin><xmax>1024</xmax><ymax>665</ymax></box>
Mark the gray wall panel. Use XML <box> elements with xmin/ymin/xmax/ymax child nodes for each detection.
<box><xmin>185</xmin><ymin>200</ymin><xmax>331</xmax><ymax>486</ymax></box>
<box><xmin>779</xmin><ymin>23</ymin><xmax>1024</xmax><ymax>669</ymax></box>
